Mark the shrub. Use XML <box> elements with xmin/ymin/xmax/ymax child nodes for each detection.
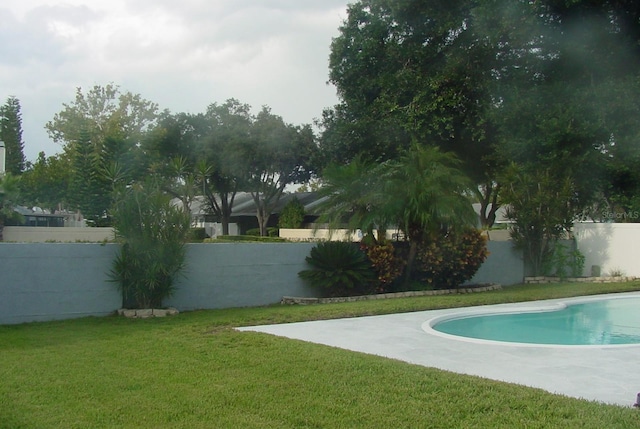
<box><xmin>246</xmin><ymin>227</ymin><xmax>279</xmax><ymax>237</ymax></box>
<box><xmin>189</xmin><ymin>228</ymin><xmax>207</xmax><ymax>242</ymax></box>
<box><xmin>362</xmin><ymin>242</ymin><xmax>405</xmax><ymax>292</ymax></box>
<box><xmin>607</xmin><ymin>267</ymin><xmax>626</xmax><ymax>277</ymax></box>
<box><xmin>109</xmin><ymin>180</ymin><xmax>191</xmax><ymax>309</ymax></box>
<box><xmin>299</xmin><ymin>241</ymin><xmax>376</xmax><ymax>297</ymax></box>
<box><xmin>207</xmin><ymin>235</ymin><xmax>286</xmax><ymax>243</ymax></box>
<box><xmin>413</xmin><ymin>228</ymin><xmax>489</xmax><ymax>289</ymax></box>
<box><xmin>278</xmin><ymin>197</ymin><xmax>305</xmax><ymax>228</ymax></box>
<box><xmin>542</xmin><ymin>241</ymin><xmax>585</xmax><ymax>278</ymax></box>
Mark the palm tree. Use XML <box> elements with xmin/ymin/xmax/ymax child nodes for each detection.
<box><xmin>315</xmin><ymin>156</ymin><xmax>392</xmax><ymax>243</ymax></box>
<box><xmin>317</xmin><ymin>144</ymin><xmax>477</xmax><ymax>281</ymax></box>
<box><xmin>385</xmin><ymin>144</ymin><xmax>478</xmax><ymax>279</ymax></box>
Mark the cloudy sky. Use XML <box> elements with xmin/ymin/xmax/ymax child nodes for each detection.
<box><xmin>0</xmin><ymin>1</ymin><xmax>349</xmax><ymax>162</ymax></box>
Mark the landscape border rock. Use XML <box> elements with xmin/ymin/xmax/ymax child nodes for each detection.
<box><xmin>117</xmin><ymin>308</ymin><xmax>179</xmax><ymax>318</ymax></box>
<box><xmin>524</xmin><ymin>276</ymin><xmax>638</xmax><ymax>284</ymax></box>
<box><xmin>281</xmin><ymin>283</ymin><xmax>501</xmax><ymax>305</ymax></box>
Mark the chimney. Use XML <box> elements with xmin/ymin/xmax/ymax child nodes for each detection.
<box><xmin>0</xmin><ymin>140</ymin><xmax>5</xmax><ymax>175</ymax></box>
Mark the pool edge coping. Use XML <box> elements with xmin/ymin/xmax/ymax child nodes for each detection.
<box><xmin>422</xmin><ymin>292</ymin><xmax>640</xmax><ymax>349</ymax></box>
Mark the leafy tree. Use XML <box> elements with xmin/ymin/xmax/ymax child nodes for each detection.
<box><xmin>47</xmin><ymin>85</ymin><xmax>156</xmax><ymax>223</ymax></box>
<box><xmin>324</xmin><ymin>0</ymin><xmax>640</xmax><ymax>229</ymax></box>
<box><xmin>496</xmin><ymin>1</ymin><xmax>640</xmax><ymax>222</ymax></box>
<box><xmin>278</xmin><ymin>197</ymin><xmax>305</xmax><ymax>229</ymax></box>
<box><xmin>494</xmin><ymin>8</ymin><xmax>640</xmax><ymax>220</ymax></box>
<box><xmin>20</xmin><ymin>152</ymin><xmax>71</xmax><ymax>212</ymax></box>
<box><xmin>197</xmin><ymin>100</ymin><xmax>252</xmax><ymax>235</ymax></box>
<box><xmin>143</xmin><ymin>112</ymin><xmax>200</xmax><ymax>164</ymax></box>
<box><xmin>0</xmin><ymin>96</ymin><xmax>26</xmax><ymax>175</ymax></box>
<box><xmin>241</xmin><ymin>107</ymin><xmax>316</xmax><ymax>236</ymax></box>
<box><xmin>600</xmin><ymin>158</ymin><xmax>640</xmax><ymax>222</ymax></box>
<box><xmin>142</xmin><ymin>112</ymin><xmax>206</xmax><ymax>222</ymax></box>
<box><xmin>295</xmin><ymin>178</ymin><xmax>322</xmax><ymax>193</ymax></box>
<box><xmin>46</xmin><ymin>84</ymin><xmax>160</xmax><ymax>149</ymax></box>
<box><xmin>499</xmin><ymin>163</ymin><xmax>577</xmax><ymax>276</ymax></box>
<box><xmin>144</xmin><ymin>102</ymin><xmax>254</xmax><ymax>236</ymax></box>
<box><xmin>143</xmin><ymin>100</ymin><xmax>317</xmax><ymax>236</ymax></box>
<box><xmin>324</xmin><ymin>0</ymin><xmax>511</xmax><ymax>227</ymax></box>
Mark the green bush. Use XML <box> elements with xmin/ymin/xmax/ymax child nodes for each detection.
<box><xmin>361</xmin><ymin>242</ymin><xmax>405</xmax><ymax>292</ymax></box>
<box><xmin>412</xmin><ymin>228</ymin><xmax>489</xmax><ymax>289</ymax></box>
<box><xmin>109</xmin><ymin>180</ymin><xmax>191</xmax><ymax>309</ymax></box>
<box><xmin>278</xmin><ymin>197</ymin><xmax>305</xmax><ymax>228</ymax></box>
<box><xmin>299</xmin><ymin>241</ymin><xmax>376</xmax><ymax>297</ymax></box>
<box><xmin>543</xmin><ymin>241</ymin><xmax>586</xmax><ymax>278</ymax></box>
<box><xmin>207</xmin><ymin>235</ymin><xmax>286</xmax><ymax>243</ymax></box>
<box><xmin>189</xmin><ymin>228</ymin><xmax>207</xmax><ymax>242</ymax></box>
<box><xmin>246</xmin><ymin>227</ymin><xmax>279</xmax><ymax>237</ymax></box>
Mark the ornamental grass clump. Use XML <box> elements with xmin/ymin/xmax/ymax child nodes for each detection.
<box><xmin>109</xmin><ymin>179</ymin><xmax>191</xmax><ymax>309</ymax></box>
<box><xmin>299</xmin><ymin>241</ymin><xmax>376</xmax><ymax>297</ymax></box>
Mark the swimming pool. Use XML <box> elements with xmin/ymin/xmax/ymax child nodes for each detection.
<box><xmin>427</xmin><ymin>296</ymin><xmax>640</xmax><ymax>346</ymax></box>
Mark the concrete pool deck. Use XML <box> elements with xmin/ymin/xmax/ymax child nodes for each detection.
<box><xmin>238</xmin><ymin>292</ymin><xmax>640</xmax><ymax>407</ymax></box>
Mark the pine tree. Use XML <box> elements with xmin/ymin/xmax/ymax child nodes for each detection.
<box><xmin>0</xmin><ymin>96</ymin><xmax>26</xmax><ymax>175</ymax></box>
<box><xmin>69</xmin><ymin>128</ymin><xmax>97</xmax><ymax>220</ymax></box>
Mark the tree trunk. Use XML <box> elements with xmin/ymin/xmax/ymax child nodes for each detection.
<box><xmin>404</xmin><ymin>240</ymin><xmax>418</xmax><ymax>284</ymax></box>
<box><xmin>256</xmin><ymin>205</ymin><xmax>268</xmax><ymax>236</ymax></box>
<box><xmin>477</xmin><ymin>183</ymin><xmax>500</xmax><ymax>228</ymax></box>
<box><xmin>221</xmin><ymin>198</ymin><xmax>231</xmax><ymax>236</ymax></box>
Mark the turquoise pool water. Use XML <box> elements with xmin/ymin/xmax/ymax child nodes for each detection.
<box><xmin>432</xmin><ymin>297</ymin><xmax>640</xmax><ymax>345</ymax></box>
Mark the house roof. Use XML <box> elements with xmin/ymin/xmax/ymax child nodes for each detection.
<box><xmin>187</xmin><ymin>193</ymin><xmax>509</xmax><ymax>222</ymax></box>
<box><xmin>187</xmin><ymin>192</ymin><xmax>328</xmax><ymax>218</ymax></box>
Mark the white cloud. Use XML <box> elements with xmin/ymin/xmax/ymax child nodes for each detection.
<box><xmin>0</xmin><ymin>1</ymin><xmax>348</xmax><ymax>161</ymax></box>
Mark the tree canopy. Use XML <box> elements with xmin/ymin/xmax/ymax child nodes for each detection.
<box><xmin>46</xmin><ymin>84</ymin><xmax>160</xmax><ymax>150</ymax></box>
<box><xmin>141</xmin><ymin>99</ymin><xmax>318</xmax><ymax>236</ymax></box>
<box><xmin>317</xmin><ymin>0</ymin><xmax>640</xmax><ymax>274</ymax></box>
<box><xmin>322</xmin><ymin>0</ymin><xmax>640</xmax><ymax>229</ymax></box>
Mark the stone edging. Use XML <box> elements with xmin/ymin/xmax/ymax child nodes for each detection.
<box><xmin>281</xmin><ymin>284</ymin><xmax>502</xmax><ymax>305</ymax></box>
<box><xmin>117</xmin><ymin>308</ymin><xmax>179</xmax><ymax>318</ymax></box>
<box><xmin>524</xmin><ymin>276</ymin><xmax>638</xmax><ymax>284</ymax></box>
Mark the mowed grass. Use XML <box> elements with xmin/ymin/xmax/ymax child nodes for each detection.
<box><xmin>2</xmin><ymin>282</ymin><xmax>640</xmax><ymax>428</ymax></box>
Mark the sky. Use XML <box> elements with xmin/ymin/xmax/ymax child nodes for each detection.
<box><xmin>0</xmin><ymin>1</ymin><xmax>349</xmax><ymax>162</ymax></box>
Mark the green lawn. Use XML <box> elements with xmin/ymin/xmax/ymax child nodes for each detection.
<box><xmin>1</xmin><ymin>282</ymin><xmax>640</xmax><ymax>428</ymax></box>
